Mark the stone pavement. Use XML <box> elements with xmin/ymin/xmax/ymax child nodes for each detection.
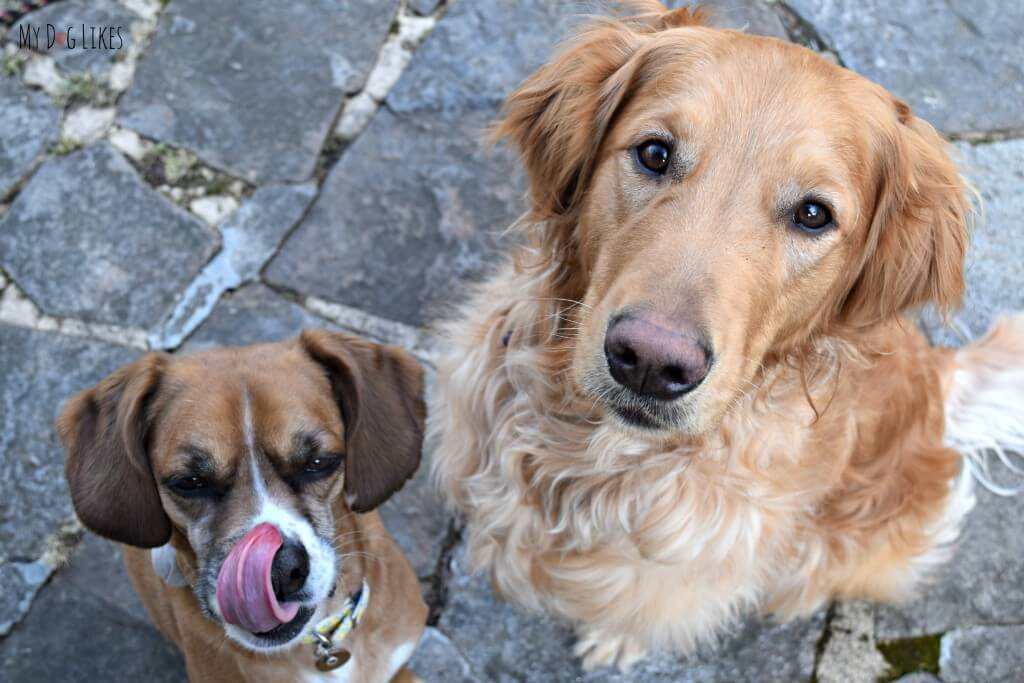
<box><xmin>0</xmin><ymin>1</ymin><xmax>1021</xmax><ymax>681</ymax></box>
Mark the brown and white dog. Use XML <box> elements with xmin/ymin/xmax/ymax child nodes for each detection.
<box><xmin>57</xmin><ymin>330</ymin><xmax>427</xmax><ymax>682</ymax></box>
<box><xmin>430</xmin><ymin>2</ymin><xmax>1024</xmax><ymax>671</ymax></box>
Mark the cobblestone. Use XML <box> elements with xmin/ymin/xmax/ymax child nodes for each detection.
<box><xmin>0</xmin><ymin>76</ymin><xmax>60</xmax><ymax>198</ymax></box>
<box><xmin>0</xmin><ymin>144</ymin><xmax>216</xmax><ymax>328</ymax></box>
<box><xmin>1</xmin><ymin>2</ymin><xmax>1021</xmax><ymax>680</ymax></box>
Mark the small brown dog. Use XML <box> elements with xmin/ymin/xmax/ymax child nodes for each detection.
<box><xmin>57</xmin><ymin>330</ymin><xmax>427</xmax><ymax>682</ymax></box>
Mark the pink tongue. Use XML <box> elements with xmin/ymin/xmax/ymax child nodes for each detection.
<box><xmin>216</xmin><ymin>522</ymin><xmax>300</xmax><ymax>633</ymax></box>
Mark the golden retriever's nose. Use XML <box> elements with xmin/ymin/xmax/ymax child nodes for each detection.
<box><xmin>604</xmin><ymin>315</ymin><xmax>710</xmax><ymax>401</ymax></box>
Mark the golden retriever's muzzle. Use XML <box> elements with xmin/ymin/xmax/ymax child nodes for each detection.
<box><xmin>600</xmin><ymin>311</ymin><xmax>713</xmax><ymax>429</ymax></box>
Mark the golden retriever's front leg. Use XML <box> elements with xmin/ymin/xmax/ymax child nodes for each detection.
<box><xmin>572</xmin><ymin>624</ymin><xmax>648</xmax><ymax>672</ymax></box>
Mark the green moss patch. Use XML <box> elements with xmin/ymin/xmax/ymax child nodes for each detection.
<box><xmin>63</xmin><ymin>73</ymin><xmax>114</xmax><ymax>107</ymax></box>
<box><xmin>877</xmin><ymin>633</ymin><xmax>941</xmax><ymax>681</ymax></box>
<box><xmin>1</xmin><ymin>52</ymin><xmax>28</xmax><ymax>77</ymax></box>
<box><xmin>50</xmin><ymin>138</ymin><xmax>83</xmax><ymax>156</ymax></box>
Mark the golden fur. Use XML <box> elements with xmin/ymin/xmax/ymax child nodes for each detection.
<box><xmin>430</xmin><ymin>3</ymin><xmax>1024</xmax><ymax>670</ymax></box>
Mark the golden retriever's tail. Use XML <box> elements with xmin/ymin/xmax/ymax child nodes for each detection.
<box><xmin>944</xmin><ymin>313</ymin><xmax>1024</xmax><ymax>495</ymax></box>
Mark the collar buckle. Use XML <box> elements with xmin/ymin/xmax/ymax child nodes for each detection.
<box><xmin>311</xmin><ymin>630</ymin><xmax>332</xmax><ymax>658</ymax></box>
<box><xmin>304</xmin><ymin>578</ymin><xmax>370</xmax><ymax>669</ymax></box>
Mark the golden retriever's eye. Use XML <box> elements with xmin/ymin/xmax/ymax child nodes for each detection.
<box><xmin>635</xmin><ymin>140</ymin><xmax>671</xmax><ymax>175</ymax></box>
<box><xmin>794</xmin><ymin>200</ymin><xmax>833</xmax><ymax>232</ymax></box>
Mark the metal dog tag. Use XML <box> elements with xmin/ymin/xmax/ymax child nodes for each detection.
<box><xmin>315</xmin><ymin>647</ymin><xmax>352</xmax><ymax>672</ymax></box>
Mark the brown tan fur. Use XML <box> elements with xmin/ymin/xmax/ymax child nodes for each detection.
<box><xmin>123</xmin><ymin>511</ymin><xmax>422</xmax><ymax>682</ymax></box>
<box><xmin>430</xmin><ymin>2</ymin><xmax>1022</xmax><ymax>670</ymax></box>
<box><xmin>58</xmin><ymin>332</ymin><xmax>427</xmax><ymax>682</ymax></box>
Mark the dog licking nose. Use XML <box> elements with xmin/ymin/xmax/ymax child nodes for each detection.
<box><xmin>217</xmin><ymin>522</ymin><xmax>300</xmax><ymax>634</ymax></box>
<box><xmin>604</xmin><ymin>315</ymin><xmax>710</xmax><ymax>401</ymax></box>
<box><xmin>270</xmin><ymin>538</ymin><xmax>309</xmax><ymax>602</ymax></box>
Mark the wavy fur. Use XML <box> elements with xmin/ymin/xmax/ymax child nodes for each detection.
<box><xmin>429</xmin><ymin>2</ymin><xmax>1021</xmax><ymax>670</ymax></box>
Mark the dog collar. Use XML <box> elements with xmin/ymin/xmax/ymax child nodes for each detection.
<box><xmin>303</xmin><ymin>579</ymin><xmax>370</xmax><ymax>672</ymax></box>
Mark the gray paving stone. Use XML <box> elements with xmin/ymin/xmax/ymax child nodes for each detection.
<box><xmin>379</xmin><ymin>444</ymin><xmax>449</xmax><ymax>580</ymax></box>
<box><xmin>0</xmin><ymin>533</ymin><xmax>185</xmax><ymax>683</ymax></box>
<box><xmin>266</xmin><ymin>106</ymin><xmax>523</xmax><ymax>327</ymax></box>
<box><xmin>150</xmin><ymin>182</ymin><xmax>317</xmax><ymax>349</ymax></box>
<box><xmin>784</xmin><ymin>0</ymin><xmax>1024</xmax><ymax>135</ymax></box>
<box><xmin>269</xmin><ymin>0</ymin><xmax>582</xmax><ymax>326</ymax></box>
<box><xmin>117</xmin><ymin>0</ymin><xmax>399</xmax><ymax>183</ymax></box>
<box><xmin>0</xmin><ymin>144</ymin><xmax>216</xmax><ymax>328</ymax></box>
<box><xmin>408</xmin><ymin>626</ymin><xmax>478</xmax><ymax>683</ymax></box>
<box><xmin>671</xmin><ymin>0</ymin><xmax>789</xmax><ymax>39</ymax></box>
<box><xmin>877</xmin><ymin>487</ymin><xmax>1024</xmax><ymax>639</ymax></box>
<box><xmin>940</xmin><ymin>624</ymin><xmax>1024</xmax><ymax>683</ymax></box>
<box><xmin>815</xmin><ymin>601</ymin><xmax>888</xmax><ymax>683</ymax></box>
<box><xmin>0</xmin><ymin>561</ymin><xmax>50</xmax><ymax>636</ymax></box>
<box><xmin>182</xmin><ymin>282</ymin><xmax>333</xmax><ymax>352</ymax></box>
<box><xmin>0</xmin><ymin>76</ymin><xmax>60</xmax><ymax>199</ymax></box>
<box><xmin>407</xmin><ymin>0</ymin><xmax>441</xmax><ymax>17</ymax></box>
<box><xmin>951</xmin><ymin>140</ymin><xmax>1024</xmax><ymax>338</ymax></box>
<box><xmin>0</xmin><ymin>324</ymin><xmax>136</xmax><ymax>631</ymax></box>
<box><xmin>894</xmin><ymin>675</ymin><xmax>942</xmax><ymax>683</ymax></box>
<box><xmin>6</xmin><ymin>0</ymin><xmax>137</xmax><ymax>80</ymax></box>
<box><xmin>387</xmin><ymin>0</ymin><xmax>576</xmax><ymax>114</ymax></box>
<box><xmin>922</xmin><ymin>140</ymin><xmax>1024</xmax><ymax>346</ymax></box>
<box><xmin>435</xmin><ymin>545</ymin><xmax>825</xmax><ymax>683</ymax></box>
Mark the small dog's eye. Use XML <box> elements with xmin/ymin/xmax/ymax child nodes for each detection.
<box><xmin>793</xmin><ymin>200</ymin><xmax>833</xmax><ymax>232</ymax></box>
<box><xmin>167</xmin><ymin>475</ymin><xmax>217</xmax><ymax>499</ymax></box>
<box><xmin>303</xmin><ymin>454</ymin><xmax>342</xmax><ymax>481</ymax></box>
<box><xmin>635</xmin><ymin>140</ymin><xmax>671</xmax><ymax>175</ymax></box>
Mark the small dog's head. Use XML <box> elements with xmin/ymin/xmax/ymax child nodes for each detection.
<box><xmin>497</xmin><ymin>3</ymin><xmax>970</xmax><ymax>434</ymax></box>
<box><xmin>57</xmin><ymin>330</ymin><xmax>425</xmax><ymax>652</ymax></box>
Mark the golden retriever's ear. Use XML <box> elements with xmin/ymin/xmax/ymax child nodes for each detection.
<box><xmin>494</xmin><ymin>21</ymin><xmax>641</xmax><ymax>220</ymax></box>
<box><xmin>300</xmin><ymin>330</ymin><xmax>426</xmax><ymax>513</ymax></box>
<box><xmin>841</xmin><ymin>101</ymin><xmax>970</xmax><ymax>327</ymax></box>
<box><xmin>495</xmin><ymin>5</ymin><xmax>706</xmax><ymax>219</ymax></box>
<box><xmin>493</xmin><ymin>6</ymin><xmax>707</xmax><ymax>292</ymax></box>
<box><xmin>57</xmin><ymin>354</ymin><xmax>171</xmax><ymax>548</ymax></box>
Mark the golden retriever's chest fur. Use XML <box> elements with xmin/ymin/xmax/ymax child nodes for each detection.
<box><xmin>431</xmin><ymin>264</ymin><xmax>963</xmax><ymax>654</ymax></box>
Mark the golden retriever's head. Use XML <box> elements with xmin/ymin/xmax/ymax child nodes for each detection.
<box><xmin>497</xmin><ymin>3</ymin><xmax>969</xmax><ymax>435</ymax></box>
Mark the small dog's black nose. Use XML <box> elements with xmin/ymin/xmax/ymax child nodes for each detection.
<box><xmin>605</xmin><ymin>315</ymin><xmax>711</xmax><ymax>401</ymax></box>
<box><xmin>271</xmin><ymin>539</ymin><xmax>309</xmax><ymax>602</ymax></box>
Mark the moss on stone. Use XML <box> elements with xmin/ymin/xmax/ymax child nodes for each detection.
<box><xmin>202</xmin><ymin>176</ymin><xmax>232</xmax><ymax>196</ymax></box>
<box><xmin>63</xmin><ymin>73</ymin><xmax>114</xmax><ymax>107</ymax></box>
<box><xmin>50</xmin><ymin>138</ymin><xmax>83</xmax><ymax>156</ymax></box>
<box><xmin>877</xmin><ymin>633</ymin><xmax>942</xmax><ymax>681</ymax></box>
<box><xmin>160</xmin><ymin>147</ymin><xmax>196</xmax><ymax>184</ymax></box>
<box><xmin>1</xmin><ymin>52</ymin><xmax>28</xmax><ymax>77</ymax></box>
<box><xmin>314</xmin><ymin>134</ymin><xmax>347</xmax><ymax>181</ymax></box>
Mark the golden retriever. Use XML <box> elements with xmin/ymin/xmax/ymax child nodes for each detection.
<box><xmin>429</xmin><ymin>2</ymin><xmax>1024</xmax><ymax>671</ymax></box>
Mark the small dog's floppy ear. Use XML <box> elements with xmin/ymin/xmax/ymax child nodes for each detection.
<box><xmin>56</xmin><ymin>354</ymin><xmax>171</xmax><ymax>548</ymax></box>
<box><xmin>841</xmin><ymin>100</ymin><xmax>970</xmax><ymax>327</ymax></box>
<box><xmin>300</xmin><ymin>330</ymin><xmax>426</xmax><ymax>513</ymax></box>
